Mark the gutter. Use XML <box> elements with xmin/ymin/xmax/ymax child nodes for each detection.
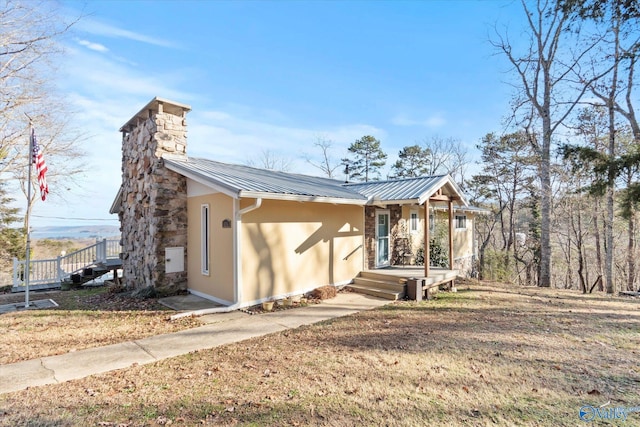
<box><xmin>237</xmin><ymin>197</ymin><xmax>262</xmax><ymax>216</ymax></box>
<box><xmin>170</xmin><ymin>198</ymin><xmax>263</xmax><ymax>321</ymax></box>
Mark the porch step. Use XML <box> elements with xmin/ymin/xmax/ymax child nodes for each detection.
<box><xmin>347</xmin><ymin>271</ymin><xmax>407</xmax><ymax>300</ymax></box>
<box><xmin>11</xmin><ymin>266</ymin><xmax>112</xmax><ymax>293</ymax></box>
<box><xmin>347</xmin><ymin>284</ymin><xmax>404</xmax><ymax>300</ymax></box>
<box><xmin>352</xmin><ymin>277</ymin><xmax>406</xmax><ymax>293</ymax></box>
<box><xmin>359</xmin><ymin>271</ymin><xmax>408</xmax><ymax>284</ymax></box>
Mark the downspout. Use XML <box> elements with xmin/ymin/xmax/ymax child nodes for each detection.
<box><xmin>171</xmin><ymin>197</ymin><xmax>263</xmax><ymax>320</ymax></box>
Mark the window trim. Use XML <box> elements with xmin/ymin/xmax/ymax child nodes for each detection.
<box><xmin>410</xmin><ymin>210</ymin><xmax>419</xmax><ymax>233</ymax></box>
<box><xmin>455</xmin><ymin>214</ymin><xmax>467</xmax><ymax>230</ymax></box>
<box><xmin>201</xmin><ymin>204</ymin><xmax>210</xmax><ymax>275</ymax></box>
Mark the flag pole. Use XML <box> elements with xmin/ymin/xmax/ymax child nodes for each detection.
<box><xmin>24</xmin><ymin>119</ymin><xmax>34</xmax><ymax>308</ymax></box>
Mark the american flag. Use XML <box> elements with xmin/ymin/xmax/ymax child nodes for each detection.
<box><xmin>31</xmin><ymin>129</ymin><xmax>49</xmax><ymax>201</ymax></box>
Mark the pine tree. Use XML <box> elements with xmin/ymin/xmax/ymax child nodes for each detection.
<box><xmin>391</xmin><ymin>144</ymin><xmax>431</xmax><ymax>178</ymax></box>
<box><xmin>0</xmin><ymin>181</ymin><xmax>24</xmax><ymax>266</ymax></box>
<box><xmin>342</xmin><ymin>135</ymin><xmax>387</xmax><ymax>182</ymax></box>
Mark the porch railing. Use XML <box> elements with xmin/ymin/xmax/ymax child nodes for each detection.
<box><xmin>13</xmin><ymin>239</ymin><xmax>121</xmax><ymax>289</ymax></box>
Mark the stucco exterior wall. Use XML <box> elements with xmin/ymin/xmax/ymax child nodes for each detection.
<box><xmin>453</xmin><ymin>216</ymin><xmax>473</xmax><ymax>259</ymax></box>
<box><xmin>240</xmin><ymin>199</ymin><xmax>364</xmax><ymax>304</ymax></box>
<box><xmin>187</xmin><ymin>192</ymin><xmax>235</xmax><ymax>304</ymax></box>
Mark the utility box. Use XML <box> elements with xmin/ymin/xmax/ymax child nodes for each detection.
<box><xmin>165</xmin><ymin>247</ymin><xmax>184</xmax><ymax>273</ymax></box>
<box><xmin>406</xmin><ymin>278</ymin><xmax>423</xmax><ymax>301</ymax></box>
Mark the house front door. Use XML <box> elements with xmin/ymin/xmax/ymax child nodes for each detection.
<box><xmin>376</xmin><ymin>210</ymin><xmax>390</xmax><ymax>268</ymax></box>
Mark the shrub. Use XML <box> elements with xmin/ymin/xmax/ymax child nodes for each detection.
<box><xmin>311</xmin><ymin>285</ymin><xmax>337</xmax><ymax>300</ymax></box>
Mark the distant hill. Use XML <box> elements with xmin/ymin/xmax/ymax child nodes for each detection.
<box><xmin>31</xmin><ymin>225</ymin><xmax>120</xmax><ymax>240</ymax></box>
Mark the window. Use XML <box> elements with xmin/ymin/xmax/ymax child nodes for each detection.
<box><xmin>455</xmin><ymin>215</ymin><xmax>467</xmax><ymax>229</ymax></box>
<box><xmin>429</xmin><ymin>213</ymin><xmax>435</xmax><ymax>231</ymax></box>
<box><xmin>201</xmin><ymin>204</ymin><xmax>210</xmax><ymax>275</ymax></box>
<box><xmin>410</xmin><ymin>211</ymin><xmax>419</xmax><ymax>233</ymax></box>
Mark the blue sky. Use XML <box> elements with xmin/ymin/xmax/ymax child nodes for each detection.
<box><xmin>28</xmin><ymin>0</ymin><xmax>522</xmax><ymax>228</ymax></box>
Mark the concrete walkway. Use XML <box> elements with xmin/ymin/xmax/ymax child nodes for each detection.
<box><xmin>0</xmin><ymin>293</ymin><xmax>389</xmax><ymax>395</ymax></box>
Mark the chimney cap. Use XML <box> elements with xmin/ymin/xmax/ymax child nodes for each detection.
<box><xmin>119</xmin><ymin>97</ymin><xmax>191</xmax><ymax>132</ymax></box>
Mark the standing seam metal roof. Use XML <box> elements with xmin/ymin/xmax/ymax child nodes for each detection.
<box><xmin>164</xmin><ymin>156</ymin><xmax>468</xmax><ymax>205</ymax></box>
<box><xmin>164</xmin><ymin>157</ymin><xmax>367</xmax><ymax>201</ymax></box>
<box><xmin>344</xmin><ymin>175</ymin><xmax>448</xmax><ymax>202</ymax></box>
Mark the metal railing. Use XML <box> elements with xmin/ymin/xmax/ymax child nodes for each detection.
<box><xmin>13</xmin><ymin>239</ymin><xmax>121</xmax><ymax>289</ymax></box>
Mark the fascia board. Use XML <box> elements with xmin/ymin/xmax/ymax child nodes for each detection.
<box><xmin>109</xmin><ymin>186</ymin><xmax>123</xmax><ymax>214</ymax></box>
<box><xmin>417</xmin><ymin>175</ymin><xmax>469</xmax><ymax>206</ymax></box>
<box><xmin>165</xmin><ymin>162</ymin><xmax>240</xmax><ymax>199</ymax></box>
<box><xmin>239</xmin><ymin>190</ymin><xmax>367</xmax><ymax>205</ymax></box>
<box><xmin>364</xmin><ymin>198</ymin><xmax>418</xmax><ymax>205</ymax></box>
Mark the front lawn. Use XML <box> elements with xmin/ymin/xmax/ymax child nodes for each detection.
<box><xmin>1</xmin><ymin>282</ymin><xmax>639</xmax><ymax>426</ymax></box>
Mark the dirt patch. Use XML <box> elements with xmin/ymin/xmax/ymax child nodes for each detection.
<box><xmin>1</xmin><ymin>282</ymin><xmax>639</xmax><ymax>426</ymax></box>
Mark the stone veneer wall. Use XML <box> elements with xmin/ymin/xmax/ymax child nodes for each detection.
<box><xmin>364</xmin><ymin>204</ymin><xmax>402</xmax><ymax>269</ymax></box>
<box><xmin>119</xmin><ymin>104</ymin><xmax>189</xmax><ymax>294</ymax></box>
<box><xmin>364</xmin><ymin>206</ymin><xmax>376</xmax><ymax>269</ymax></box>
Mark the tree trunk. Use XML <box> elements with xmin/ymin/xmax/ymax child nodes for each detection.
<box><xmin>593</xmin><ymin>198</ymin><xmax>604</xmax><ymax>292</ymax></box>
<box><xmin>576</xmin><ymin>209</ymin><xmax>586</xmax><ymax>294</ymax></box>
<box><xmin>628</xmin><ymin>208</ymin><xmax>636</xmax><ymax>291</ymax></box>
<box><xmin>539</xmin><ymin>113</ymin><xmax>552</xmax><ymax>288</ymax></box>
<box><xmin>605</xmin><ymin>188</ymin><xmax>614</xmax><ymax>294</ymax></box>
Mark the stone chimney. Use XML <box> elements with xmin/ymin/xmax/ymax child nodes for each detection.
<box><xmin>118</xmin><ymin>97</ymin><xmax>191</xmax><ymax>294</ymax></box>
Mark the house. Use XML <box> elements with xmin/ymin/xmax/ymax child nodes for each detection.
<box><xmin>110</xmin><ymin>97</ymin><xmax>480</xmax><ymax>307</ymax></box>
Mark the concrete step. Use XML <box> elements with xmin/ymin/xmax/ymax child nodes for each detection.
<box><xmin>347</xmin><ymin>284</ymin><xmax>404</xmax><ymax>301</ymax></box>
<box><xmin>352</xmin><ymin>277</ymin><xmax>405</xmax><ymax>292</ymax></box>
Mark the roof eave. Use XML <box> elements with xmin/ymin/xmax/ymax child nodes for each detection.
<box><xmin>109</xmin><ymin>186</ymin><xmax>123</xmax><ymax>214</ymax></box>
<box><xmin>239</xmin><ymin>191</ymin><xmax>367</xmax><ymax>205</ymax></box>
<box><xmin>365</xmin><ymin>198</ymin><xmax>419</xmax><ymax>206</ymax></box>
<box><xmin>165</xmin><ymin>160</ymin><xmax>241</xmax><ymax>199</ymax></box>
<box><xmin>416</xmin><ymin>175</ymin><xmax>469</xmax><ymax>206</ymax></box>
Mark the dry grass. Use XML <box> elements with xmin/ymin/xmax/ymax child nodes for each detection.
<box><xmin>0</xmin><ymin>287</ymin><xmax>203</xmax><ymax>364</ymax></box>
<box><xmin>1</xmin><ymin>281</ymin><xmax>640</xmax><ymax>426</ymax></box>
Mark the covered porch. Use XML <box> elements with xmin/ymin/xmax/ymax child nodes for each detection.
<box><xmin>344</xmin><ymin>175</ymin><xmax>468</xmax><ymax>301</ymax></box>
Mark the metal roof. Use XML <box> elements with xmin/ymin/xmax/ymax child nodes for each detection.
<box><xmin>111</xmin><ymin>156</ymin><xmax>471</xmax><ymax>212</ymax></box>
<box><xmin>344</xmin><ymin>175</ymin><xmax>468</xmax><ymax>206</ymax></box>
<box><xmin>164</xmin><ymin>156</ymin><xmax>368</xmax><ymax>204</ymax></box>
<box><xmin>162</xmin><ymin>156</ymin><xmax>470</xmax><ymax>207</ymax></box>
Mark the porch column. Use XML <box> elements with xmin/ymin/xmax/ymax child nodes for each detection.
<box><xmin>448</xmin><ymin>200</ymin><xmax>454</xmax><ymax>270</ymax></box>
<box><xmin>424</xmin><ymin>199</ymin><xmax>430</xmax><ymax>277</ymax></box>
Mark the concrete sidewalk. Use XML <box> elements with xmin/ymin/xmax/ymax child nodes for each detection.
<box><xmin>0</xmin><ymin>293</ymin><xmax>389</xmax><ymax>395</ymax></box>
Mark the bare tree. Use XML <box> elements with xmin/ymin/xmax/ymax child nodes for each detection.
<box><xmin>469</xmin><ymin>131</ymin><xmax>536</xmax><ymax>283</ymax></box>
<box><xmin>579</xmin><ymin>1</ymin><xmax>639</xmax><ymax>293</ymax></box>
<box><xmin>0</xmin><ymin>1</ymin><xmax>84</xmax><ymax>231</ymax></box>
<box><xmin>420</xmin><ymin>136</ymin><xmax>468</xmax><ymax>186</ymax></box>
<box><xmin>492</xmin><ymin>0</ymin><xmax>608</xmax><ymax>287</ymax></box>
<box><xmin>304</xmin><ymin>136</ymin><xmax>341</xmax><ymax>178</ymax></box>
<box><xmin>246</xmin><ymin>149</ymin><xmax>293</xmax><ymax>172</ymax></box>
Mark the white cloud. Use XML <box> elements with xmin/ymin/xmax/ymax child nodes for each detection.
<box><xmin>392</xmin><ymin>113</ymin><xmax>446</xmax><ymax>128</ymax></box>
<box><xmin>76</xmin><ymin>39</ymin><xmax>108</xmax><ymax>52</ymax></box>
<box><xmin>189</xmin><ymin>109</ymin><xmax>385</xmax><ymax>172</ymax></box>
<box><xmin>62</xmin><ymin>48</ymin><xmax>194</xmax><ymax>103</ymax></box>
<box><xmin>76</xmin><ymin>18</ymin><xmax>178</xmax><ymax>49</ymax></box>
